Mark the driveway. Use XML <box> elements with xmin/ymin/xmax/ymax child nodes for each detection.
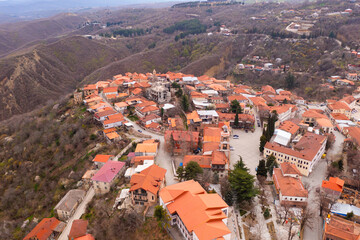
<box><xmin>229</xmin><ymin>126</ymin><xmax>263</xmax><ymax>174</ymax></box>
<box><xmin>58</xmin><ymin>187</ymin><xmax>95</xmax><ymax>240</ymax></box>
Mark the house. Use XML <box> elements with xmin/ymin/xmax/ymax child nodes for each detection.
<box><xmin>197</xmin><ymin>110</ymin><xmax>219</xmax><ymax>124</ymax></box>
<box><xmin>129</xmin><ymin>164</ymin><xmax>167</xmax><ymax>206</ymax></box>
<box><xmin>91</xmin><ymin>161</ymin><xmax>126</xmax><ymax>194</ymax></box>
<box><xmin>164</xmin><ymin>130</ymin><xmax>199</xmax><ymax>154</ymax></box>
<box><xmin>217</xmin><ymin>112</ymin><xmax>255</xmax><ymax>129</ymax></box>
<box><xmin>322</xmin><ymin>215</ymin><xmax>360</xmax><ymax>240</ymax></box>
<box><xmin>114</xmin><ymin>102</ymin><xmax>129</xmax><ymax>113</ymax></box>
<box><xmin>273</xmin><ymin>162</ymin><xmax>308</xmax><ymax>207</ymax></box>
<box><xmin>135</xmin><ymin>101</ymin><xmax>160</xmax><ymax>118</ymax></box>
<box><xmin>269</xmin><ymin>104</ymin><xmax>296</xmax><ymax>123</ymax></box>
<box><xmin>264</xmin><ymin>132</ymin><xmax>327</xmax><ymax>176</ymax></box>
<box><xmin>83</xmin><ymin>84</ymin><xmax>98</xmax><ymax>96</ymax></box>
<box><xmin>140</xmin><ymin>113</ymin><xmax>161</xmax><ymax>126</ymax></box>
<box><xmin>322</xmin><ymin>177</ymin><xmax>345</xmax><ymax>199</ymax></box>
<box><xmin>159</xmin><ymin>180</ymin><xmax>231</xmax><ymax>240</ymax></box>
<box><xmin>130</xmin><ymin>156</ymin><xmax>155</xmax><ymax>167</ymax></box>
<box><xmin>103</xmin><ymin>87</ymin><xmax>118</xmax><ymax>96</ymax></box>
<box><xmin>68</xmin><ymin>219</ymin><xmax>93</xmax><ymax>240</ymax></box>
<box><xmin>81</xmin><ymin>170</ymin><xmax>97</xmax><ymax>189</ymax></box>
<box><xmin>23</xmin><ymin>217</ymin><xmax>65</xmax><ymax>240</ymax></box>
<box><xmin>302</xmin><ymin>109</ymin><xmax>328</xmax><ymax>125</ymax></box>
<box><xmin>103</xmin><ymin>113</ymin><xmax>124</xmax><ymax>129</ymax></box>
<box><xmin>316</xmin><ymin>118</ymin><xmax>334</xmax><ymax>133</ymax></box>
<box><xmin>278</xmin><ymin>120</ymin><xmax>300</xmax><ymax>137</ymax></box>
<box><xmin>227</xmin><ymin>94</ymin><xmax>248</xmax><ymax>104</ymax></box>
<box><xmin>327</xmin><ymin>101</ymin><xmax>352</xmax><ymax>119</ymax></box>
<box><xmin>148</xmin><ymin>81</ymin><xmax>171</xmax><ymax>103</ymax></box>
<box><xmin>186</xmin><ymin>111</ymin><xmax>202</xmax><ymax>126</ymax></box>
<box><xmin>134</xmin><ymin>142</ymin><xmax>159</xmax><ymax>156</ymax></box>
<box><xmin>54</xmin><ymin>190</ymin><xmax>86</xmax><ymax>221</ymax></box>
<box><xmin>94</xmin><ymin>109</ymin><xmax>117</xmax><ymax>121</ymax></box>
<box><xmin>346</xmin><ymin>73</ymin><xmax>358</xmax><ymax>81</ymax></box>
<box><xmin>105</xmin><ymin>131</ymin><xmax>121</xmax><ymax>143</ymax></box>
<box><xmin>261</xmin><ymin>85</ymin><xmax>276</xmax><ymax>95</ymax></box>
<box><xmin>92</xmin><ymin>154</ymin><xmax>114</xmax><ymax>169</ymax></box>
<box><xmin>343</xmin><ymin>126</ymin><xmax>360</xmax><ymax>149</ymax></box>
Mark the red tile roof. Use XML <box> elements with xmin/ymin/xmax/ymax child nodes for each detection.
<box><xmin>68</xmin><ymin>219</ymin><xmax>88</xmax><ymax>240</ymax></box>
<box><xmin>273</xmin><ymin>165</ymin><xmax>308</xmax><ymax>198</ymax></box>
<box><xmin>183</xmin><ymin>155</ymin><xmax>212</xmax><ymax>168</ymax></box>
<box><xmin>23</xmin><ymin>217</ymin><xmax>63</xmax><ymax>240</ymax></box>
<box><xmin>92</xmin><ymin>155</ymin><xmax>114</xmax><ymax>163</ymax></box>
<box><xmin>278</xmin><ymin>121</ymin><xmax>300</xmax><ymax>135</ymax></box>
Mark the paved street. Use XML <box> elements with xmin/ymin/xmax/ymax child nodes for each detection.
<box><xmin>229</xmin><ymin>126</ymin><xmax>263</xmax><ymax>174</ymax></box>
<box><xmin>58</xmin><ymin>187</ymin><xmax>95</xmax><ymax>240</ymax></box>
<box><xmin>302</xmin><ymin>130</ymin><xmax>345</xmax><ymax>240</ymax></box>
<box><xmin>124</xmin><ymin>116</ymin><xmax>177</xmax><ymax>186</ymax></box>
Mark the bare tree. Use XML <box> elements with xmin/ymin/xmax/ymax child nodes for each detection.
<box><xmin>317</xmin><ymin>191</ymin><xmax>337</xmax><ymax>217</ymax></box>
<box><xmin>282</xmin><ymin>203</ymin><xmax>292</xmax><ymax>225</ymax></box>
<box><xmin>299</xmin><ymin>206</ymin><xmax>314</xmax><ymax>233</ymax></box>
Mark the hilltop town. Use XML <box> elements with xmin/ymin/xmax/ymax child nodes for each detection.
<box><xmin>18</xmin><ymin>69</ymin><xmax>360</xmax><ymax>240</ymax></box>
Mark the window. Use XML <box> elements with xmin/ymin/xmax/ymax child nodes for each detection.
<box><xmin>152</xmin><ymin>196</ymin><xmax>154</xmax><ymax>200</ymax></box>
<box><xmin>295</xmin><ymin>198</ymin><xmax>297</xmax><ymax>201</ymax></box>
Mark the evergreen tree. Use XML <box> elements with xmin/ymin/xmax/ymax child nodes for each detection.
<box><xmin>285</xmin><ymin>73</ymin><xmax>295</xmax><ymax>89</ymax></box>
<box><xmin>230</xmin><ymin>100</ymin><xmax>240</xmax><ymax>113</ymax></box>
<box><xmin>234</xmin><ymin>110</ymin><xmax>239</xmax><ymax>127</ymax></box>
<box><xmin>266</xmin><ymin>154</ymin><xmax>277</xmax><ymax>176</ymax></box>
<box><xmin>259</xmin><ymin>135</ymin><xmax>267</xmax><ymax>152</ymax></box>
<box><xmin>256</xmin><ymin>160</ymin><xmax>267</xmax><ymax>177</ymax></box>
<box><xmin>181</xmin><ymin>94</ymin><xmax>189</xmax><ymax>112</ymax></box>
<box><xmin>229</xmin><ymin>159</ymin><xmax>258</xmax><ymax>204</ymax></box>
<box><xmin>184</xmin><ymin>161</ymin><xmax>203</xmax><ymax>180</ymax></box>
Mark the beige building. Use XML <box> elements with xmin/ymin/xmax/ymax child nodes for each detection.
<box><xmin>264</xmin><ymin>132</ymin><xmax>327</xmax><ymax>176</ymax></box>
<box><xmin>54</xmin><ymin>189</ymin><xmax>86</xmax><ymax>221</ymax></box>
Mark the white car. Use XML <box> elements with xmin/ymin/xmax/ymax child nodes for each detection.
<box><xmin>230</xmin><ymin>146</ymin><xmax>235</xmax><ymax>151</ymax></box>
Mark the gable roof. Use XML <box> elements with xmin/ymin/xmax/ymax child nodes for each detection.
<box><xmin>322</xmin><ymin>177</ymin><xmax>345</xmax><ymax>193</ymax></box>
<box><xmin>92</xmin><ymin>155</ymin><xmax>114</xmax><ymax>163</ymax></box>
<box><xmin>165</xmin><ymin>130</ymin><xmax>199</xmax><ymax>142</ymax></box>
<box><xmin>130</xmin><ymin>164</ymin><xmax>166</xmax><ymax>195</ymax></box>
<box><xmin>273</xmin><ymin>167</ymin><xmax>308</xmax><ymax>198</ymax></box>
<box><xmin>183</xmin><ymin>155</ymin><xmax>212</xmax><ymax>168</ymax></box>
<box><xmin>68</xmin><ymin>219</ymin><xmax>88</xmax><ymax>240</ymax></box>
<box><xmin>135</xmin><ymin>143</ymin><xmax>158</xmax><ymax>153</ymax></box>
<box><xmin>24</xmin><ymin>218</ymin><xmax>64</xmax><ymax>240</ymax></box>
<box><xmin>203</xmin><ymin>127</ymin><xmax>221</xmax><ymax>142</ymax></box>
<box><xmin>278</xmin><ymin>121</ymin><xmax>300</xmax><ymax>135</ymax></box>
<box><xmin>159</xmin><ymin>180</ymin><xmax>230</xmax><ymax>240</ymax></box>
<box><xmin>91</xmin><ymin>161</ymin><xmax>125</xmax><ymax>183</ymax></box>
<box><xmin>280</xmin><ymin>162</ymin><xmax>301</xmax><ymax>175</ymax></box>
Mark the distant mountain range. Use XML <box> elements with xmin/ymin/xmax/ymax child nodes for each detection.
<box><xmin>0</xmin><ymin>0</ymin><xmax>189</xmax><ymax>23</ymax></box>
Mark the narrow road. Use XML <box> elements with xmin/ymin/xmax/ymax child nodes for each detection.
<box><xmin>58</xmin><ymin>187</ymin><xmax>95</xmax><ymax>240</ymax></box>
<box><xmin>99</xmin><ymin>94</ymin><xmax>177</xmax><ymax>186</ymax></box>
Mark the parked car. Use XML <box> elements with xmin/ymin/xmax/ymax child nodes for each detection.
<box><xmin>230</xmin><ymin>146</ymin><xmax>235</xmax><ymax>151</ymax></box>
<box><xmin>233</xmin><ymin>135</ymin><xmax>239</xmax><ymax>139</ymax></box>
<box><xmin>138</xmin><ymin>129</ymin><xmax>142</xmax><ymax>133</ymax></box>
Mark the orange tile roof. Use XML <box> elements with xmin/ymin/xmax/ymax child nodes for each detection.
<box><xmin>105</xmin><ymin>131</ymin><xmax>120</xmax><ymax>140</ymax></box>
<box><xmin>330</xmin><ymin>113</ymin><xmax>349</xmax><ymax>121</ymax></box>
<box><xmin>228</xmin><ymin>94</ymin><xmax>247</xmax><ymax>102</ymax></box>
<box><xmin>83</xmin><ymin>84</ymin><xmax>97</xmax><ymax>91</ymax></box>
<box><xmin>234</xmin><ymin>87</ymin><xmax>250</xmax><ymax>94</ymax></box>
<box><xmin>212</xmin><ymin>150</ymin><xmax>228</xmax><ymax>165</ymax></box>
<box><xmin>191</xmin><ymin>91</ymin><xmax>208</xmax><ymax>99</ymax></box>
<box><xmin>187</xmin><ymin>111</ymin><xmax>202</xmax><ymax>124</ymax></box>
<box><xmin>203</xmin><ymin>127</ymin><xmax>221</xmax><ymax>142</ymax></box>
<box><xmin>114</xmin><ymin>102</ymin><xmax>128</xmax><ymax>108</ymax></box>
<box><xmin>346</xmin><ymin>127</ymin><xmax>360</xmax><ymax>146</ymax></box>
<box><xmin>269</xmin><ymin>104</ymin><xmax>293</xmax><ymax>114</ymax></box>
<box><xmin>280</xmin><ymin>162</ymin><xmax>301</xmax><ymax>175</ymax></box>
<box><xmin>278</xmin><ymin>121</ymin><xmax>300</xmax><ymax>135</ymax></box>
<box><xmin>135</xmin><ymin>143</ymin><xmax>158</xmax><ymax>153</ymax></box>
<box><xmin>103</xmin><ymin>128</ymin><xmax>116</xmax><ymax>134</ymax></box>
<box><xmin>183</xmin><ymin>155</ymin><xmax>212</xmax><ymax>168</ymax></box>
<box><xmin>68</xmin><ymin>219</ymin><xmax>88</xmax><ymax>240</ymax></box>
<box><xmin>103</xmin><ymin>113</ymin><xmax>124</xmax><ymax>124</ymax></box>
<box><xmin>140</xmin><ymin>105</ymin><xmax>159</xmax><ymax>114</ymax></box>
<box><xmin>131</xmin><ymin>155</ymin><xmax>155</xmax><ymax>165</ymax></box>
<box><xmin>208</xmin><ymin>84</ymin><xmax>227</xmax><ymax>91</ymax></box>
<box><xmin>23</xmin><ymin>217</ymin><xmax>63</xmax><ymax>240</ymax></box>
<box><xmin>203</xmin><ymin>142</ymin><xmax>220</xmax><ymax>153</ymax></box>
<box><xmin>130</xmin><ymin>164</ymin><xmax>166</xmax><ymax>195</ymax></box>
<box><xmin>159</xmin><ymin>180</ymin><xmax>231</xmax><ymax>240</ymax></box>
<box><xmin>132</xmin><ymin>88</ymin><xmax>142</xmax><ymax>95</ymax></box>
<box><xmin>265</xmin><ymin>132</ymin><xmax>326</xmax><ymax>162</ymax></box>
<box><xmin>249</xmin><ymin>97</ymin><xmax>267</xmax><ymax>107</ymax></box>
<box><xmin>261</xmin><ymin>85</ymin><xmax>276</xmax><ymax>94</ymax></box>
<box><xmin>328</xmin><ymin>101</ymin><xmax>351</xmax><ymax>111</ymax></box>
<box><xmin>165</xmin><ymin>130</ymin><xmax>199</xmax><ymax>142</ymax></box>
<box><xmin>103</xmin><ymin>87</ymin><xmax>118</xmax><ymax>93</ymax></box>
<box><xmin>324</xmin><ymin>215</ymin><xmax>360</xmax><ymax>240</ymax></box>
<box><xmin>322</xmin><ymin>177</ymin><xmax>344</xmax><ymax>192</ymax></box>
<box><xmin>92</xmin><ymin>155</ymin><xmax>114</xmax><ymax>163</ymax></box>
<box><xmin>302</xmin><ymin>109</ymin><xmax>327</xmax><ymax>119</ymax></box>
<box><xmin>215</xmin><ymin>103</ymin><xmax>229</xmax><ymax>109</ymax></box>
<box><xmin>316</xmin><ymin>118</ymin><xmax>333</xmax><ymax>128</ymax></box>
<box><xmin>273</xmin><ymin>166</ymin><xmax>308</xmax><ymax>198</ymax></box>
<box><xmin>146</xmin><ymin>122</ymin><xmax>161</xmax><ymax>130</ymax></box>
<box><xmin>74</xmin><ymin>234</ymin><xmax>95</xmax><ymax>240</ymax></box>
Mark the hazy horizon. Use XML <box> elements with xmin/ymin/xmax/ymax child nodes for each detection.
<box><xmin>0</xmin><ymin>0</ymin><xmax>194</xmax><ymax>23</ymax></box>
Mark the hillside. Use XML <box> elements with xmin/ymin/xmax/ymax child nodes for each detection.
<box><xmin>0</xmin><ymin>36</ymin><xmax>129</xmax><ymax>121</ymax></box>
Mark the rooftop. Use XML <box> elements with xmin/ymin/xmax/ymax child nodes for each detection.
<box><xmin>54</xmin><ymin>189</ymin><xmax>86</xmax><ymax>212</ymax></box>
<box><xmin>130</xmin><ymin>164</ymin><xmax>166</xmax><ymax>195</ymax></box>
<box><xmin>91</xmin><ymin>161</ymin><xmax>125</xmax><ymax>183</ymax></box>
